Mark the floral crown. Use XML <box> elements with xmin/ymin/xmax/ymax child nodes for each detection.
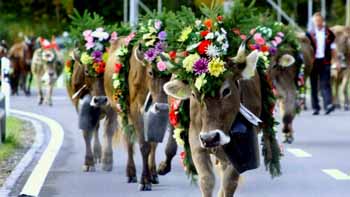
<box><xmin>138</xmin><ymin>19</ymin><xmax>169</xmax><ymax>75</ymax></box>
<box><xmin>80</xmin><ymin>27</ymin><xmax>118</xmax><ymax>77</ymax></box>
<box><xmin>163</xmin><ymin>16</ymin><xmax>235</xmax><ymax>97</ymax></box>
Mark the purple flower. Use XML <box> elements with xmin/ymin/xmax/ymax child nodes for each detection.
<box><xmin>193</xmin><ymin>58</ymin><xmax>209</xmax><ymax>75</ymax></box>
<box><xmin>155</xmin><ymin>41</ymin><xmax>166</xmax><ymax>53</ymax></box>
<box><xmin>92</xmin><ymin>50</ymin><xmax>103</xmax><ymax>62</ymax></box>
<box><xmin>144</xmin><ymin>48</ymin><xmax>158</xmax><ymax>62</ymax></box>
<box><xmin>158</xmin><ymin>31</ymin><xmax>167</xmax><ymax>41</ymax></box>
<box><xmin>269</xmin><ymin>47</ymin><xmax>277</xmax><ymax>55</ymax></box>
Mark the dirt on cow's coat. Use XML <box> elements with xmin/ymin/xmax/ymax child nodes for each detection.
<box><xmin>0</xmin><ymin>118</ymin><xmax>35</xmax><ymax>187</ymax></box>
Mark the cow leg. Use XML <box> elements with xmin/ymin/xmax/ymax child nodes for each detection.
<box><xmin>26</xmin><ymin>72</ymin><xmax>33</xmax><ymax>96</ymax></box>
<box><xmin>45</xmin><ymin>83</ymin><xmax>54</xmax><ymax>106</ymax></box>
<box><xmin>101</xmin><ymin>110</ymin><xmax>117</xmax><ymax>172</ymax></box>
<box><xmin>334</xmin><ymin>73</ymin><xmax>341</xmax><ymax>109</ymax></box>
<box><xmin>192</xmin><ymin>148</ymin><xmax>215</xmax><ymax>197</ymax></box>
<box><xmin>82</xmin><ymin>129</ymin><xmax>95</xmax><ymax>172</ymax></box>
<box><xmin>124</xmin><ymin>133</ymin><xmax>137</xmax><ymax>183</ymax></box>
<box><xmin>217</xmin><ymin>161</ymin><xmax>240</xmax><ymax>197</ymax></box>
<box><xmin>158</xmin><ymin>127</ymin><xmax>177</xmax><ymax>175</ymax></box>
<box><xmin>93</xmin><ymin>123</ymin><xmax>102</xmax><ymax>164</ymax></box>
<box><xmin>36</xmin><ymin>76</ymin><xmax>44</xmax><ymax>105</ymax></box>
<box><xmin>341</xmin><ymin>69</ymin><xmax>350</xmax><ymax>110</ymax></box>
<box><xmin>148</xmin><ymin>142</ymin><xmax>159</xmax><ymax>184</ymax></box>
<box><xmin>138</xmin><ymin>136</ymin><xmax>152</xmax><ymax>191</ymax></box>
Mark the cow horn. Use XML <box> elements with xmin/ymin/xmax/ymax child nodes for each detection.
<box><xmin>72</xmin><ymin>84</ymin><xmax>87</xmax><ymax>100</ymax></box>
<box><xmin>134</xmin><ymin>44</ymin><xmax>144</xmax><ymax>63</ymax></box>
<box><xmin>232</xmin><ymin>34</ymin><xmax>253</xmax><ymax>64</ymax></box>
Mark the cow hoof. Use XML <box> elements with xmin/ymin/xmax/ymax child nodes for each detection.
<box><xmin>344</xmin><ymin>106</ymin><xmax>349</xmax><ymax>111</ymax></box>
<box><xmin>38</xmin><ymin>99</ymin><xmax>44</xmax><ymax>105</ymax></box>
<box><xmin>82</xmin><ymin>165</ymin><xmax>96</xmax><ymax>172</ymax></box>
<box><xmin>102</xmin><ymin>163</ymin><xmax>113</xmax><ymax>172</ymax></box>
<box><xmin>127</xmin><ymin>176</ymin><xmax>137</xmax><ymax>183</ymax></box>
<box><xmin>138</xmin><ymin>183</ymin><xmax>152</xmax><ymax>191</ymax></box>
<box><xmin>151</xmin><ymin>175</ymin><xmax>159</xmax><ymax>184</ymax></box>
<box><xmin>157</xmin><ymin>161</ymin><xmax>171</xmax><ymax>175</ymax></box>
<box><xmin>283</xmin><ymin>136</ymin><xmax>294</xmax><ymax>144</ymax></box>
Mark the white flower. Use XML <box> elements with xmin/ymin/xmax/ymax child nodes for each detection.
<box><xmin>206</xmin><ymin>44</ymin><xmax>220</xmax><ymax>57</ymax></box>
<box><xmin>222</xmin><ymin>42</ymin><xmax>229</xmax><ymax>51</ymax></box>
<box><xmin>92</xmin><ymin>28</ymin><xmax>109</xmax><ymax>41</ymax></box>
<box><xmin>221</xmin><ymin>28</ymin><xmax>227</xmax><ymax>35</ymax></box>
<box><xmin>195</xmin><ymin>20</ymin><xmax>202</xmax><ymax>27</ymax></box>
<box><xmin>42</xmin><ymin>50</ymin><xmax>55</xmax><ymax>62</ymax></box>
<box><xmin>216</xmin><ymin>34</ymin><xmax>226</xmax><ymax>43</ymax></box>
<box><xmin>205</xmin><ymin>32</ymin><xmax>215</xmax><ymax>40</ymax></box>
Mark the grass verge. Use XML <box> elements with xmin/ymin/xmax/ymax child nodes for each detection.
<box><xmin>0</xmin><ymin>116</ymin><xmax>24</xmax><ymax>161</ymax></box>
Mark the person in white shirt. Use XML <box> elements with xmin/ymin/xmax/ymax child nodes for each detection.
<box><xmin>306</xmin><ymin>12</ymin><xmax>340</xmax><ymax>115</ymax></box>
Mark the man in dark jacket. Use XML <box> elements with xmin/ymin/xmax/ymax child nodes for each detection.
<box><xmin>307</xmin><ymin>12</ymin><xmax>340</xmax><ymax>115</ymax></box>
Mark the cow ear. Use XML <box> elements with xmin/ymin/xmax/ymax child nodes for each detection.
<box><xmin>163</xmin><ymin>80</ymin><xmax>191</xmax><ymax>100</ymax></box>
<box><xmin>278</xmin><ymin>54</ymin><xmax>295</xmax><ymax>67</ymax></box>
<box><xmin>241</xmin><ymin>50</ymin><xmax>259</xmax><ymax>80</ymax></box>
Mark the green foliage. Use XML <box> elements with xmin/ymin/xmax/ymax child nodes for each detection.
<box><xmin>0</xmin><ymin>117</ymin><xmax>24</xmax><ymax>161</ymax></box>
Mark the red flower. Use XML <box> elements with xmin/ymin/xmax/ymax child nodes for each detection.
<box><xmin>197</xmin><ymin>40</ymin><xmax>211</xmax><ymax>55</ymax></box>
<box><xmin>170</xmin><ymin>98</ymin><xmax>181</xmax><ymax>111</ymax></box>
<box><xmin>249</xmin><ymin>44</ymin><xmax>256</xmax><ymax>50</ymax></box>
<box><xmin>96</xmin><ymin>61</ymin><xmax>105</xmax><ymax>74</ymax></box>
<box><xmin>169</xmin><ymin>51</ymin><xmax>177</xmax><ymax>60</ymax></box>
<box><xmin>180</xmin><ymin>151</ymin><xmax>186</xmax><ymax>160</ymax></box>
<box><xmin>240</xmin><ymin>34</ymin><xmax>247</xmax><ymax>40</ymax></box>
<box><xmin>261</xmin><ymin>45</ymin><xmax>269</xmax><ymax>52</ymax></box>
<box><xmin>169</xmin><ymin>109</ymin><xmax>178</xmax><ymax>126</ymax></box>
<box><xmin>65</xmin><ymin>60</ymin><xmax>71</xmax><ymax>68</ymax></box>
<box><xmin>217</xmin><ymin>15</ymin><xmax>223</xmax><ymax>22</ymax></box>
<box><xmin>200</xmin><ymin>30</ymin><xmax>209</xmax><ymax>38</ymax></box>
<box><xmin>232</xmin><ymin>28</ymin><xmax>241</xmax><ymax>35</ymax></box>
<box><xmin>204</xmin><ymin>19</ymin><xmax>212</xmax><ymax>30</ymax></box>
<box><xmin>114</xmin><ymin>63</ymin><xmax>123</xmax><ymax>73</ymax></box>
<box><xmin>183</xmin><ymin>51</ymin><xmax>189</xmax><ymax>57</ymax></box>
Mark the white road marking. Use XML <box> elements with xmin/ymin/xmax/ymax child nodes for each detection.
<box><xmin>322</xmin><ymin>169</ymin><xmax>350</xmax><ymax>180</ymax></box>
<box><xmin>10</xmin><ymin>109</ymin><xmax>64</xmax><ymax>197</ymax></box>
<box><xmin>287</xmin><ymin>148</ymin><xmax>312</xmax><ymax>158</ymax></box>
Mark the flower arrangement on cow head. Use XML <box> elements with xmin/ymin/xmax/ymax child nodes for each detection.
<box><xmin>137</xmin><ymin>19</ymin><xmax>170</xmax><ymax>76</ymax></box>
<box><xmin>80</xmin><ymin>28</ymin><xmax>117</xmax><ymax>77</ymax></box>
<box><xmin>39</xmin><ymin>38</ymin><xmax>58</xmax><ymax>63</ymax></box>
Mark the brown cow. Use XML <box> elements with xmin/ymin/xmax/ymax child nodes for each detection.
<box><xmin>69</xmin><ymin>51</ymin><xmax>118</xmax><ymax>172</ymax></box>
<box><xmin>8</xmin><ymin>37</ymin><xmax>36</xmax><ymax>95</ymax></box>
<box><xmin>104</xmin><ymin>37</ymin><xmax>171</xmax><ymax>190</ymax></box>
<box><xmin>330</xmin><ymin>26</ymin><xmax>350</xmax><ymax>110</ymax></box>
<box><xmin>163</xmin><ymin>42</ymin><xmax>260</xmax><ymax>196</ymax></box>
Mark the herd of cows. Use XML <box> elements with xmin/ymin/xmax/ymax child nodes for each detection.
<box><xmin>0</xmin><ymin>9</ymin><xmax>350</xmax><ymax>197</ymax></box>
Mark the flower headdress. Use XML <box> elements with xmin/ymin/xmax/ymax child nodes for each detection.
<box><xmin>80</xmin><ymin>28</ymin><xmax>116</xmax><ymax>77</ymax></box>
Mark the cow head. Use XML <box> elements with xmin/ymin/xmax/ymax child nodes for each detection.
<box><xmin>332</xmin><ymin>26</ymin><xmax>350</xmax><ymax>65</ymax></box>
<box><xmin>135</xmin><ymin>44</ymin><xmax>171</xmax><ymax>111</ymax></box>
<box><xmin>72</xmin><ymin>50</ymin><xmax>108</xmax><ymax>107</ymax></box>
<box><xmin>164</xmin><ymin>40</ymin><xmax>259</xmax><ymax>148</ymax></box>
<box><xmin>40</xmin><ymin>49</ymin><xmax>60</xmax><ymax>85</ymax></box>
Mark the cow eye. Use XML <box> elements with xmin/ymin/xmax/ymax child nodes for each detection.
<box><xmin>148</xmin><ymin>70</ymin><xmax>154</xmax><ymax>78</ymax></box>
<box><xmin>221</xmin><ymin>88</ymin><xmax>231</xmax><ymax>98</ymax></box>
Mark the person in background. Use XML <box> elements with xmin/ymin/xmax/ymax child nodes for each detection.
<box><xmin>307</xmin><ymin>12</ymin><xmax>340</xmax><ymax>115</ymax></box>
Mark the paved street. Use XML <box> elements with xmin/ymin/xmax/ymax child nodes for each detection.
<box><xmin>8</xmin><ymin>88</ymin><xmax>350</xmax><ymax>197</ymax></box>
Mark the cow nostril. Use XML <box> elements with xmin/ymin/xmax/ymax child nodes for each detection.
<box><xmin>103</xmin><ymin>97</ymin><xmax>108</xmax><ymax>103</ymax></box>
<box><xmin>93</xmin><ymin>97</ymin><xmax>98</xmax><ymax>103</ymax></box>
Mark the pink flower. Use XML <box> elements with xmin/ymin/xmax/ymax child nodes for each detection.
<box><xmin>110</xmin><ymin>32</ymin><xmax>118</xmax><ymax>42</ymax></box>
<box><xmin>277</xmin><ymin>32</ymin><xmax>285</xmax><ymax>37</ymax></box>
<box><xmin>155</xmin><ymin>20</ymin><xmax>162</xmax><ymax>30</ymax></box>
<box><xmin>274</xmin><ymin>36</ymin><xmax>282</xmax><ymax>45</ymax></box>
<box><xmin>250</xmin><ymin>28</ymin><xmax>256</xmax><ymax>35</ymax></box>
<box><xmin>125</xmin><ymin>32</ymin><xmax>136</xmax><ymax>46</ymax></box>
<box><xmin>85</xmin><ymin>36</ymin><xmax>93</xmax><ymax>43</ymax></box>
<box><xmin>255</xmin><ymin>37</ymin><xmax>265</xmax><ymax>45</ymax></box>
<box><xmin>85</xmin><ymin>41</ymin><xmax>94</xmax><ymax>50</ymax></box>
<box><xmin>240</xmin><ymin>34</ymin><xmax>247</xmax><ymax>40</ymax></box>
<box><xmin>253</xmin><ymin>33</ymin><xmax>262</xmax><ymax>40</ymax></box>
<box><xmin>157</xmin><ymin>61</ymin><xmax>167</xmax><ymax>71</ymax></box>
<box><xmin>83</xmin><ymin>30</ymin><xmax>92</xmax><ymax>38</ymax></box>
<box><xmin>271</xmin><ymin>40</ymin><xmax>278</xmax><ymax>47</ymax></box>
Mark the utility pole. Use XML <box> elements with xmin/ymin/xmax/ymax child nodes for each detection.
<box><xmin>124</xmin><ymin>0</ymin><xmax>128</xmax><ymax>23</ymax></box>
<box><xmin>321</xmin><ymin>0</ymin><xmax>326</xmax><ymax>18</ymax></box>
<box><xmin>307</xmin><ymin>0</ymin><xmax>313</xmax><ymax>31</ymax></box>
<box><xmin>129</xmin><ymin>0</ymin><xmax>139</xmax><ymax>28</ymax></box>
<box><xmin>346</xmin><ymin>0</ymin><xmax>350</xmax><ymax>26</ymax></box>
<box><xmin>277</xmin><ymin>0</ymin><xmax>282</xmax><ymax>22</ymax></box>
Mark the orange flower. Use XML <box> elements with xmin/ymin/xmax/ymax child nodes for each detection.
<box><xmin>217</xmin><ymin>15</ymin><xmax>223</xmax><ymax>22</ymax></box>
<box><xmin>261</xmin><ymin>45</ymin><xmax>269</xmax><ymax>52</ymax></box>
<box><xmin>200</xmin><ymin>30</ymin><xmax>209</xmax><ymax>37</ymax></box>
<box><xmin>204</xmin><ymin>19</ymin><xmax>212</xmax><ymax>30</ymax></box>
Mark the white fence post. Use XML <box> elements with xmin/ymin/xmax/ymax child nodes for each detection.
<box><xmin>1</xmin><ymin>57</ymin><xmax>10</xmax><ymax>115</ymax></box>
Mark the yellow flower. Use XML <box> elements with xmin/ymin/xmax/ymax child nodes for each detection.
<box><xmin>80</xmin><ymin>52</ymin><xmax>93</xmax><ymax>65</ymax></box>
<box><xmin>195</xmin><ymin>74</ymin><xmax>207</xmax><ymax>91</ymax></box>
<box><xmin>178</xmin><ymin>27</ymin><xmax>192</xmax><ymax>42</ymax></box>
<box><xmin>102</xmin><ymin>52</ymin><xmax>109</xmax><ymax>62</ymax></box>
<box><xmin>183</xmin><ymin>54</ymin><xmax>200</xmax><ymax>72</ymax></box>
<box><xmin>208</xmin><ymin>58</ymin><xmax>226</xmax><ymax>77</ymax></box>
<box><xmin>173</xmin><ymin>127</ymin><xmax>185</xmax><ymax>147</ymax></box>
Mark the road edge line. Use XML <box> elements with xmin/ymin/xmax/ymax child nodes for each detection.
<box><xmin>11</xmin><ymin>109</ymin><xmax>64</xmax><ymax>197</ymax></box>
<box><xmin>0</xmin><ymin>115</ymin><xmax>44</xmax><ymax>196</ymax></box>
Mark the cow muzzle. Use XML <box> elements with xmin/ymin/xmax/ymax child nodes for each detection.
<box><xmin>90</xmin><ymin>96</ymin><xmax>108</xmax><ymax>107</ymax></box>
<box><xmin>199</xmin><ymin>130</ymin><xmax>231</xmax><ymax>148</ymax></box>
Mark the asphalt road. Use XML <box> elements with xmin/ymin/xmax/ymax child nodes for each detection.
<box><xmin>8</xmin><ymin>88</ymin><xmax>350</xmax><ymax>197</ymax></box>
